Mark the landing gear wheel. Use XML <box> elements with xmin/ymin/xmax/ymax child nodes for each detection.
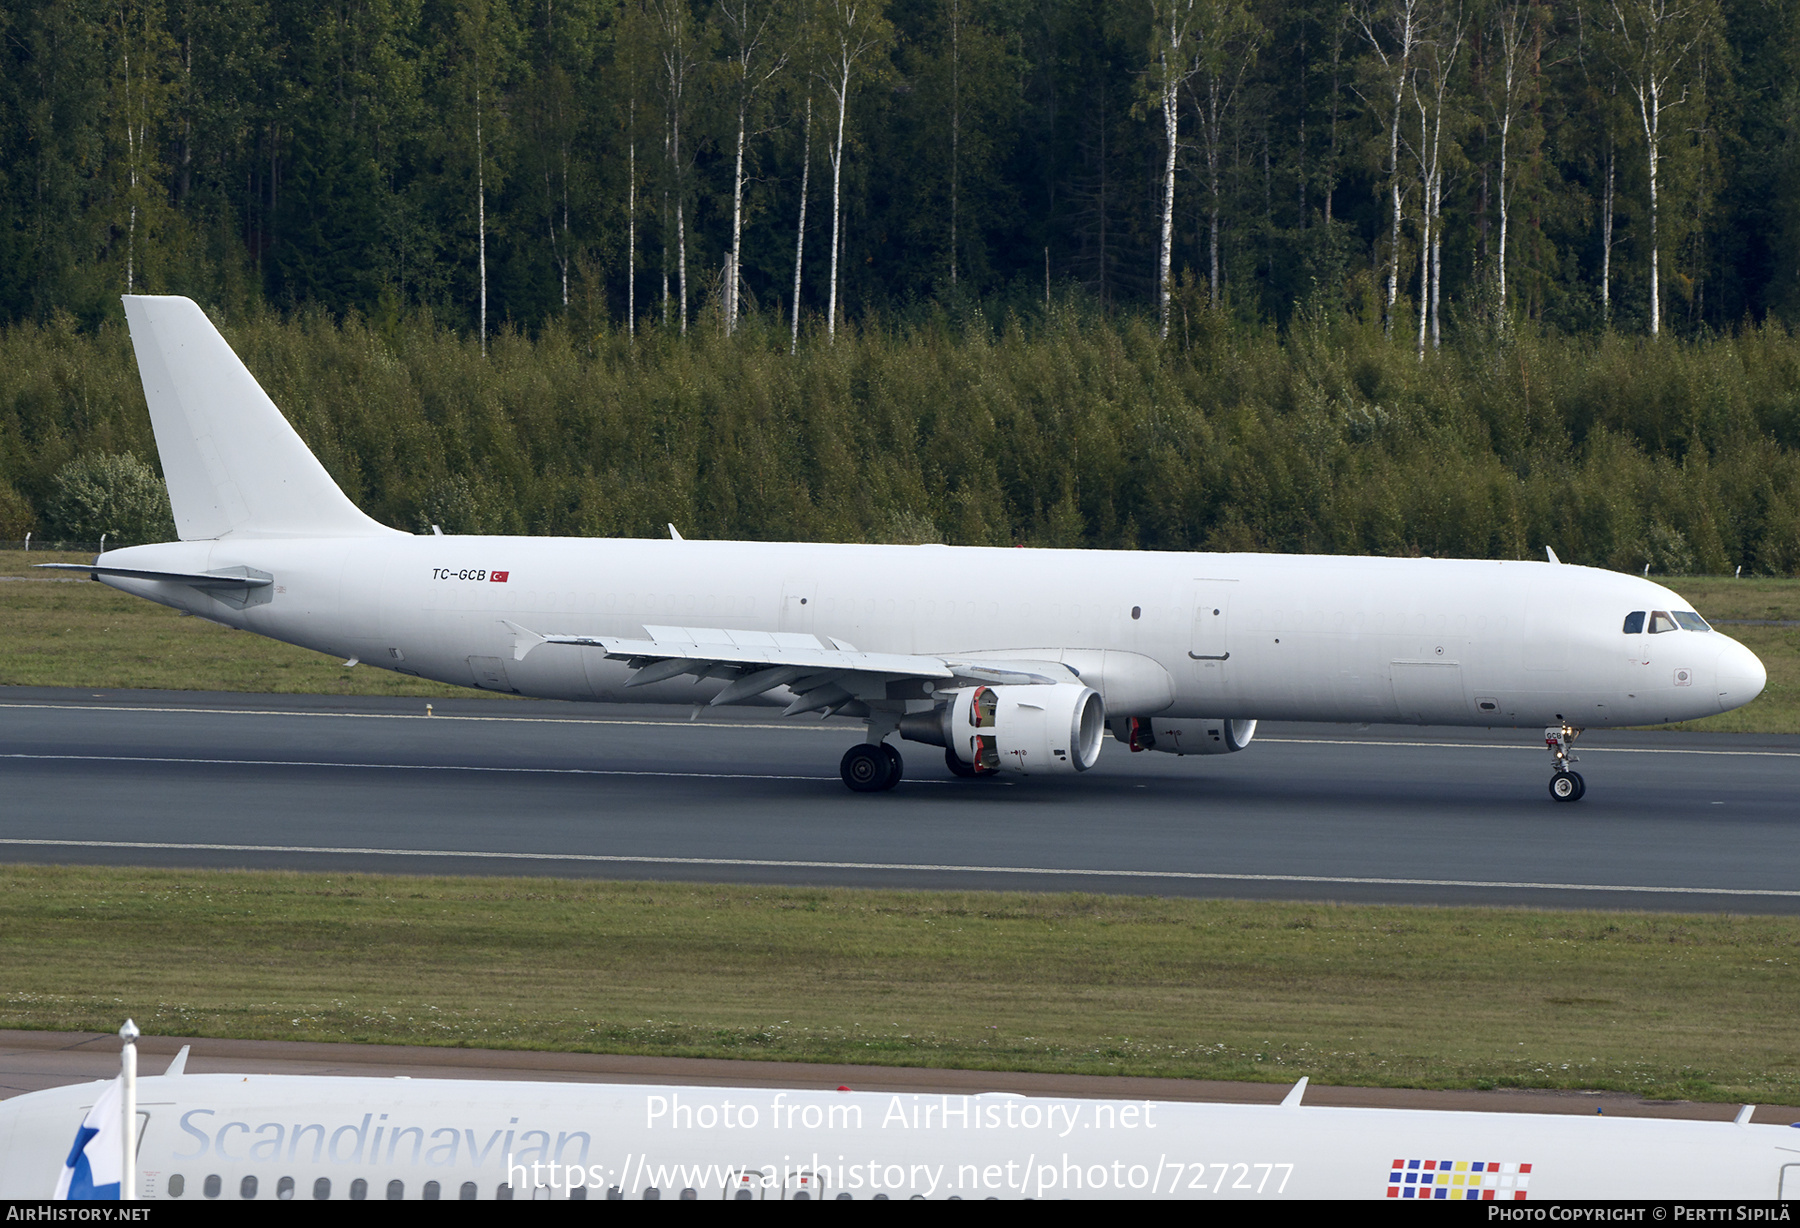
<box><xmin>1549</xmin><ymin>770</ymin><xmax>1584</xmax><ymax>803</ymax></box>
<box><xmin>944</xmin><ymin>748</ymin><xmax>978</xmax><ymax>779</ymax></box>
<box><xmin>1543</xmin><ymin>724</ymin><xmax>1585</xmax><ymax>803</ymax></box>
<box><xmin>841</xmin><ymin>744</ymin><xmax>895</xmax><ymax>793</ymax></box>
<box><xmin>880</xmin><ymin>743</ymin><xmax>904</xmax><ymax>791</ymax></box>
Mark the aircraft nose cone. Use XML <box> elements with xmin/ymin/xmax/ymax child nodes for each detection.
<box><xmin>1715</xmin><ymin>638</ymin><xmax>1766</xmax><ymax>713</ymax></box>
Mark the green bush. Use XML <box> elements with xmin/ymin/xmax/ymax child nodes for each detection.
<box><xmin>0</xmin><ymin>481</ymin><xmax>35</xmax><ymax>539</ymax></box>
<box><xmin>45</xmin><ymin>453</ymin><xmax>176</xmax><ymax>546</ymax></box>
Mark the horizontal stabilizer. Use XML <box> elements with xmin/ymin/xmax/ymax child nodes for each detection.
<box><xmin>36</xmin><ymin>563</ymin><xmax>271</xmax><ymax>589</ymax></box>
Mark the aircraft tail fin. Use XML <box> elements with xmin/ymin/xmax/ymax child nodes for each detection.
<box><xmin>121</xmin><ymin>295</ymin><xmax>399</xmax><ymax>541</ymax></box>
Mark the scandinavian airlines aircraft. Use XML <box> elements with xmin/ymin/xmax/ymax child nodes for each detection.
<box><xmin>45</xmin><ymin>296</ymin><xmax>1766</xmax><ymax>797</ymax></box>
<box><xmin>4</xmin><ymin>1058</ymin><xmax>1798</xmax><ymax>1200</ymax></box>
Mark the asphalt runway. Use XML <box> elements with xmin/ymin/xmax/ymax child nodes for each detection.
<box><xmin>3</xmin><ymin>685</ymin><xmax>1798</xmax><ymax>911</ymax></box>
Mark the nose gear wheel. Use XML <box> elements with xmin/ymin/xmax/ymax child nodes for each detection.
<box><xmin>1544</xmin><ymin>723</ymin><xmax>1586</xmax><ymax>802</ymax></box>
<box><xmin>1549</xmin><ymin>770</ymin><xmax>1586</xmax><ymax>802</ymax></box>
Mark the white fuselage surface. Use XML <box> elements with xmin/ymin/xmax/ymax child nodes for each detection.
<box><xmin>2</xmin><ymin>1072</ymin><xmax>1797</xmax><ymax>1201</ymax></box>
<box><xmin>95</xmin><ymin>534</ymin><xmax>1761</xmax><ymax>730</ymax></box>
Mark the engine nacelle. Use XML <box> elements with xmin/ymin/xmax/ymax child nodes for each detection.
<box><xmin>901</xmin><ymin>683</ymin><xmax>1106</xmax><ymax>775</ymax></box>
<box><xmin>1110</xmin><ymin>716</ymin><xmax>1257</xmax><ymax>755</ymax></box>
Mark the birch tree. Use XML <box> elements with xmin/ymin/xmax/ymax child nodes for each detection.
<box><xmin>107</xmin><ymin>0</ymin><xmax>175</xmax><ymax>295</ymax></box>
<box><xmin>716</xmin><ymin>0</ymin><xmax>791</xmax><ymax>335</ymax></box>
<box><xmin>619</xmin><ymin>3</ymin><xmax>655</xmax><ymax>337</ymax></box>
<box><xmin>817</xmin><ymin>0</ymin><xmax>891</xmax><ymax>341</ymax></box>
<box><xmin>1191</xmin><ymin>2</ymin><xmax>1260</xmax><ymax>310</ymax></box>
<box><xmin>652</xmin><ymin>0</ymin><xmax>702</xmax><ymax>336</ymax></box>
<box><xmin>1407</xmin><ymin>3</ymin><xmax>1464</xmax><ymax>357</ymax></box>
<box><xmin>523</xmin><ymin>0</ymin><xmax>595</xmax><ymax>313</ymax></box>
<box><xmin>1483</xmin><ymin>1</ymin><xmax>1535</xmax><ymax>317</ymax></box>
<box><xmin>948</xmin><ymin>0</ymin><xmax>961</xmax><ymax>286</ymax></box>
<box><xmin>1574</xmin><ymin>2</ymin><xmax>1630</xmax><ymax>325</ymax></box>
<box><xmin>783</xmin><ymin>0</ymin><xmax>819</xmax><ymax>351</ymax></box>
<box><xmin>791</xmin><ymin>91</ymin><xmax>813</xmax><ymax>352</ymax></box>
<box><xmin>1599</xmin><ymin>0</ymin><xmax>1717</xmax><ymax>337</ymax></box>
<box><xmin>1352</xmin><ymin>0</ymin><xmax>1426</xmax><ymax>337</ymax></box>
<box><xmin>451</xmin><ymin>0</ymin><xmax>517</xmax><ymax>356</ymax></box>
<box><xmin>1147</xmin><ymin>0</ymin><xmax>1203</xmax><ymax>339</ymax></box>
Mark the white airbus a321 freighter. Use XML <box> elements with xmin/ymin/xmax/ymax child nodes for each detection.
<box><xmin>45</xmin><ymin>296</ymin><xmax>1766</xmax><ymax>797</ymax></box>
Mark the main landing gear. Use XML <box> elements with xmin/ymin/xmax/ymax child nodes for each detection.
<box><xmin>1545</xmin><ymin>723</ymin><xmax>1586</xmax><ymax>803</ymax></box>
<box><xmin>841</xmin><ymin>742</ymin><xmax>903</xmax><ymax>792</ymax></box>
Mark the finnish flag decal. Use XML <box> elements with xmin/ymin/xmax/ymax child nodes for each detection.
<box><xmin>54</xmin><ymin>1077</ymin><xmax>123</xmax><ymax>1199</ymax></box>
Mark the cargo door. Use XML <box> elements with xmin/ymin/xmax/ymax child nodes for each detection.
<box><xmin>1390</xmin><ymin>659</ymin><xmax>1467</xmax><ymax>723</ymax></box>
<box><xmin>468</xmin><ymin>656</ymin><xmax>515</xmax><ymax>692</ymax></box>
<box><xmin>1188</xmin><ymin>583</ymin><xmax>1231</xmax><ymax>659</ymax></box>
<box><xmin>1188</xmin><ymin>581</ymin><xmax>1235</xmax><ymax>695</ymax></box>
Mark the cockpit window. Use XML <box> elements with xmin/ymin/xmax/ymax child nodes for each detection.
<box><xmin>1622</xmin><ymin>611</ymin><xmax>1646</xmax><ymax>634</ymax></box>
<box><xmin>1648</xmin><ymin>611</ymin><xmax>1678</xmax><ymax>634</ymax></box>
<box><xmin>1673</xmin><ymin>610</ymin><xmax>1710</xmax><ymax>632</ymax></box>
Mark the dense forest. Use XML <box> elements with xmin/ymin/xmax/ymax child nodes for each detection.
<box><xmin>1</xmin><ymin>0</ymin><xmax>1799</xmax><ymax>572</ymax></box>
<box><xmin>4</xmin><ymin>0</ymin><xmax>1797</xmax><ymax>336</ymax></box>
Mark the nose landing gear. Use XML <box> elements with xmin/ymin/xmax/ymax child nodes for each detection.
<box><xmin>1545</xmin><ymin>723</ymin><xmax>1585</xmax><ymax>802</ymax></box>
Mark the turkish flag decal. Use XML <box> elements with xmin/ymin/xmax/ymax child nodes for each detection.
<box><xmin>490</xmin><ymin>571</ymin><xmax>509</xmax><ymax>583</ymax></box>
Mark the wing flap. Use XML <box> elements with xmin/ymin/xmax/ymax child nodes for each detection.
<box><xmin>504</xmin><ymin>620</ymin><xmax>953</xmax><ymax>678</ymax></box>
<box><xmin>501</xmin><ymin>621</ymin><xmax>1079</xmax><ymax>709</ymax></box>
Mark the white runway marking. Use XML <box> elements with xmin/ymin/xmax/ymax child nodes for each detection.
<box><xmin>0</xmin><ymin>752</ymin><xmax>843</xmax><ymax>782</ymax></box>
<box><xmin>1261</xmin><ymin>737</ymin><xmax>1800</xmax><ymax>758</ymax></box>
<box><xmin>0</xmin><ymin>837</ymin><xmax>1794</xmax><ymax>898</ymax></box>
<box><xmin>0</xmin><ymin>701</ymin><xmax>836</xmax><ymax>733</ymax></box>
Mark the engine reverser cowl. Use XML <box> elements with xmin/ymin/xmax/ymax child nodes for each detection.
<box><xmin>901</xmin><ymin>683</ymin><xmax>1106</xmax><ymax>774</ymax></box>
<box><xmin>1110</xmin><ymin>716</ymin><xmax>1257</xmax><ymax>755</ymax></box>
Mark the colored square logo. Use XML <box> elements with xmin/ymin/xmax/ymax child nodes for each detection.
<box><xmin>1388</xmin><ymin>1158</ymin><xmax>1533</xmax><ymax>1201</ymax></box>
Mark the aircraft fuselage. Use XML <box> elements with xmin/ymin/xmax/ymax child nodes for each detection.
<box><xmin>93</xmin><ymin>535</ymin><xmax>1763</xmax><ymax>730</ymax></box>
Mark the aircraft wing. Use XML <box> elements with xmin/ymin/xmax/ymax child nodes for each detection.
<box><xmin>503</xmin><ymin>621</ymin><xmax>1072</xmax><ymax>717</ymax></box>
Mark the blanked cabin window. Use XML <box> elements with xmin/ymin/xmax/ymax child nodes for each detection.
<box><xmin>1648</xmin><ymin>611</ymin><xmax>1678</xmax><ymax>634</ymax></box>
<box><xmin>1623</xmin><ymin>611</ymin><xmax>1646</xmax><ymax>634</ymax></box>
<box><xmin>1673</xmin><ymin>611</ymin><xmax>1711</xmax><ymax>631</ymax></box>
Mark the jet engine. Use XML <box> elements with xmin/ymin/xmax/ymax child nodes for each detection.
<box><xmin>1110</xmin><ymin>716</ymin><xmax>1257</xmax><ymax>755</ymax></box>
<box><xmin>899</xmin><ymin>683</ymin><xmax>1106</xmax><ymax>775</ymax></box>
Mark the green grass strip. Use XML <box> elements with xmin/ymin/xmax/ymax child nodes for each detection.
<box><xmin>2</xmin><ymin>865</ymin><xmax>1796</xmax><ymax>1103</ymax></box>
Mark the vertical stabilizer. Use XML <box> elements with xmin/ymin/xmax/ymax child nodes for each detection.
<box><xmin>122</xmin><ymin>295</ymin><xmax>399</xmax><ymax>540</ymax></box>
